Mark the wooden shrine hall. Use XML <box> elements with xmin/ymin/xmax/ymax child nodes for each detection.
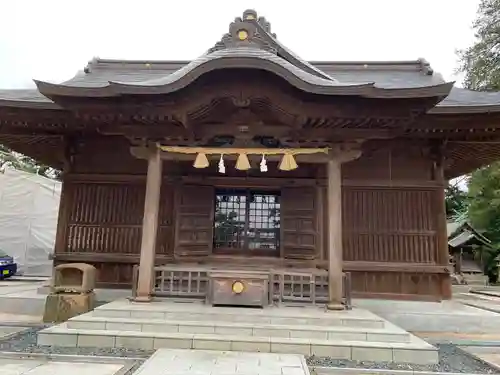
<box><xmin>1</xmin><ymin>10</ymin><xmax>500</xmax><ymax>305</ymax></box>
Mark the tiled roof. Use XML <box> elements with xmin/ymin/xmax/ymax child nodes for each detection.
<box><xmin>1</xmin><ymin>60</ymin><xmax>497</xmax><ymax>111</ymax></box>
<box><xmin>0</xmin><ymin>10</ymin><xmax>498</xmax><ymax>111</ymax></box>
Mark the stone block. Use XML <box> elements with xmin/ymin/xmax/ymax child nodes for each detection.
<box><xmin>290</xmin><ymin>329</ymin><xmax>327</xmax><ymax>340</ymax></box>
<box><xmin>68</xmin><ymin>320</ymin><xmax>105</xmax><ymax>330</ymax></box>
<box><xmin>142</xmin><ymin>323</ymin><xmax>179</xmax><ymax>333</ymax></box>
<box><xmin>351</xmin><ymin>347</ymin><xmax>392</xmax><ymax>362</ymax></box>
<box><xmin>310</xmin><ymin>344</ymin><xmax>351</xmax><ymax>358</ymax></box>
<box><xmin>367</xmin><ymin>332</ymin><xmax>408</xmax><ymax>343</ymax></box>
<box><xmin>193</xmin><ymin>337</ymin><xmax>231</xmax><ymax>350</ymax></box>
<box><xmin>153</xmin><ymin>337</ymin><xmax>192</xmax><ymax>349</ymax></box>
<box><xmin>106</xmin><ymin>322</ymin><xmax>141</xmax><ymax>331</ymax></box>
<box><xmin>38</xmin><ymin>332</ymin><xmax>77</xmax><ymax>347</ymax></box>
<box><xmin>130</xmin><ymin>310</ymin><xmax>165</xmax><ymax>319</ymax></box>
<box><xmin>42</xmin><ymin>292</ymin><xmax>95</xmax><ymax>323</ymax></box>
<box><xmin>52</xmin><ymin>263</ymin><xmax>96</xmax><ymax>294</ymax></box>
<box><xmin>231</xmin><ymin>339</ymin><xmax>271</xmax><ymax>352</ymax></box>
<box><xmin>393</xmin><ymin>349</ymin><xmax>438</xmax><ymax>364</ymax></box>
<box><xmin>116</xmin><ymin>335</ymin><xmax>154</xmax><ymax>350</ymax></box>
<box><xmin>271</xmin><ymin>342</ymin><xmax>311</xmax><ymax>355</ymax></box>
<box><xmin>254</xmin><ymin>327</ymin><xmax>290</xmax><ymax>338</ymax></box>
<box><xmin>215</xmin><ymin>326</ymin><xmax>253</xmax><ymax>336</ymax></box>
<box><xmin>179</xmin><ymin>324</ymin><xmax>215</xmax><ymax>334</ymax></box>
<box><xmin>327</xmin><ymin>332</ymin><xmax>367</xmax><ymax>341</ymax></box>
<box><xmin>77</xmin><ymin>334</ymin><xmax>115</xmax><ymax>348</ymax></box>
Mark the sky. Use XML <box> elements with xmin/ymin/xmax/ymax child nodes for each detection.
<box><xmin>0</xmin><ymin>0</ymin><xmax>481</xmax><ymax>89</ymax></box>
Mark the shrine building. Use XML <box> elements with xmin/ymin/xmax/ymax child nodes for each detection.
<box><xmin>1</xmin><ymin>10</ymin><xmax>500</xmax><ymax>305</ymax></box>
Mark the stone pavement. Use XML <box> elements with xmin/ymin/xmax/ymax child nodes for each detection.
<box><xmin>353</xmin><ymin>298</ymin><xmax>500</xmax><ymax>334</ymax></box>
<box><xmin>0</xmin><ymin>278</ymin><xmax>130</xmax><ymax>316</ymax></box>
<box><xmin>133</xmin><ymin>349</ymin><xmax>309</xmax><ymax>375</ymax></box>
<box><xmin>0</xmin><ymin>356</ymin><xmax>129</xmax><ymax>375</ymax></box>
<box><xmin>0</xmin><ymin>280</ymin><xmax>47</xmax><ymax>316</ymax></box>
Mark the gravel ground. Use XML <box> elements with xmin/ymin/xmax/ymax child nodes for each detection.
<box><xmin>307</xmin><ymin>344</ymin><xmax>499</xmax><ymax>373</ymax></box>
<box><xmin>0</xmin><ymin>326</ymin><xmax>498</xmax><ymax>373</ymax></box>
<box><xmin>0</xmin><ymin>326</ymin><xmax>155</xmax><ymax>358</ymax></box>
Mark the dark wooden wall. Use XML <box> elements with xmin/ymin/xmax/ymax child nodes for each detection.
<box><xmin>54</xmin><ymin>136</ymin><xmax>450</xmax><ymax>299</ymax></box>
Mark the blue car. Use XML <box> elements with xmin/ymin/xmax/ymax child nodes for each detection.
<box><xmin>0</xmin><ymin>249</ymin><xmax>17</xmax><ymax>279</ymax></box>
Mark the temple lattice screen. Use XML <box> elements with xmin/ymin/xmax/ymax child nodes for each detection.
<box><xmin>59</xmin><ymin>180</ymin><xmax>439</xmax><ymax>265</ymax></box>
<box><xmin>342</xmin><ymin>188</ymin><xmax>439</xmax><ymax>263</ymax></box>
<box><xmin>63</xmin><ymin>181</ymin><xmax>174</xmax><ymax>256</ymax></box>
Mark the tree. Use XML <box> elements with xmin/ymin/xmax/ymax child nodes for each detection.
<box><xmin>457</xmin><ymin>0</ymin><xmax>500</xmax><ymax>281</ymax></box>
<box><xmin>468</xmin><ymin>163</ymin><xmax>500</xmax><ymax>282</ymax></box>
<box><xmin>0</xmin><ymin>144</ymin><xmax>61</xmax><ymax>180</ymax></box>
<box><xmin>445</xmin><ymin>182</ymin><xmax>468</xmax><ymax>219</ymax></box>
<box><xmin>457</xmin><ymin>0</ymin><xmax>500</xmax><ymax>91</ymax></box>
<box><xmin>468</xmin><ymin>164</ymin><xmax>500</xmax><ymax>240</ymax></box>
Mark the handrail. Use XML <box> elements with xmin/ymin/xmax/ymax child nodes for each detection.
<box><xmin>130</xmin><ymin>264</ymin><xmax>353</xmax><ymax>310</ymax></box>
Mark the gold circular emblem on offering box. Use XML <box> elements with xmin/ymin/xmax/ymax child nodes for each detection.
<box><xmin>232</xmin><ymin>281</ymin><xmax>245</xmax><ymax>294</ymax></box>
<box><xmin>237</xmin><ymin>30</ymin><xmax>248</xmax><ymax>40</ymax></box>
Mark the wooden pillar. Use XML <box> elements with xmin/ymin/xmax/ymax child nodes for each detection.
<box><xmin>135</xmin><ymin>147</ymin><xmax>162</xmax><ymax>302</ymax></box>
<box><xmin>433</xmin><ymin>142</ymin><xmax>452</xmax><ymax>300</ymax></box>
<box><xmin>316</xmin><ymin>185</ymin><xmax>325</xmax><ymax>260</ymax></box>
<box><xmin>327</xmin><ymin>158</ymin><xmax>344</xmax><ymax>310</ymax></box>
<box><xmin>455</xmin><ymin>251</ymin><xmax>463</xmax><ymax>274</ymax></box>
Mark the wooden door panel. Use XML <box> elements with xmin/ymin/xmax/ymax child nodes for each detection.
<box><xmin>282</xmin><ymin>187</ymin><xmax>318</xmax><ymax>259</ymax></box>
<box><xmin>174</xmin><ymin>185</ymin><xmax>214</xmax><ymax>257</ymax></box>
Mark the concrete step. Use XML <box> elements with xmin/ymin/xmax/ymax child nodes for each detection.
<box><xmin>37</xmin><ymin>324</ymin><xmax>437</xmax><ymax>364</ymax></box>
<box><xmin>462</xmin><ymin>292</ymin><xmax>500</xmax><ymax>303</ymax></box>
<box><xmin>458</xmin><ymin>292</ymin><xmax>489</xmax><ymax>301</ymax></box>
<box><xmin>66</xmin><ymin>313</ymin><xmax>410</xmax><ymax>343</ymax></box>
<box><xmin>92</xmin><ymin>299</ymin><xmax>385</xmax><ymax>329</ymax></box>
<box><xmin>470</xmin><ymin>289</ymin><xmax>500</xmax><ymax>299</ymax></box>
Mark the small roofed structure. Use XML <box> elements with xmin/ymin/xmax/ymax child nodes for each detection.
<box><xmin>448</xmin><ymin>219</ymin><xmax>491</xmax><ymax>275</ymax></box>
<box><xmin>1</xmin><ymin>10</ymin><xmax>500</xmax><ymax>303</ymax></box>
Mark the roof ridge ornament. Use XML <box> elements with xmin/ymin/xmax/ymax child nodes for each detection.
<box><xmin>208</xmin><ymin>10</ymin><xmax>277</xmax><ymax>54</ymax></box>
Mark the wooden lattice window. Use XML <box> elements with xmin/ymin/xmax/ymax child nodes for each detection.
<box><xmin>213</xmin><ymin>189</ymin><xmax>280</xmax><ymax>256</ymax></box>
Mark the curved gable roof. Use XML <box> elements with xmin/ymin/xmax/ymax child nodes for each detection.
<box><xmin>32</xmin><ymin>10</ymin><xmax>452</xmax><ymax>100</ymax></box>
<box><xmin>0</xmin><ymin>10</ymin><xmax>498</xmax><ymax>112</ymax></box>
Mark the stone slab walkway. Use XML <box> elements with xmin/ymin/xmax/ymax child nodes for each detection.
<box><xmin>0</xmin><ymin>353</ymin><xmax>136</xmax><ymax>375</ymax></box>
<box><xmin>132</xmin><ymin>349</ymin><xmax>309</xmax><ymax>375</ymax></box>
<box><xmin>0</xmin><ymin>358</ymin><xmax>124</xmax><ymax>375</ymax></box>
<box><xmin>354</xmin><ymin>298</ymin><xmax>500</xmax><ymax>334</ymax></box>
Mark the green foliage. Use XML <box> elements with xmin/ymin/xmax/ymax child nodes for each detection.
<box><xmin>468</xmin><ymin>163</ymin><xmax>500</xmax><ymax>242</ymax></box>
<box><xmin>445</xmin><ymin>183</ymin><xmax>468</xmax><ymax>219</ymax></box>
<box><xmin>0</xmin><ymin>144</ymin><xmax>61</xmax><ymax>180</ymax></box>
<box><xmin>468</xmin><ymin>163</ymin><xmax>500</xmax><ymax>281</ymax></box>
<box><xmin>457</xmin><ymin>0</ymin><xmax>500</xmax><ymax>90</ymax></box>
<box><xmin>456</xmin><ymin>0</ymin><xmax>500</xmax><ymax>282</ymax></box>
<box><xmin>214</xmin><ymin>210</ymin><xmax>244</xmax><ymax>247</ymax></box>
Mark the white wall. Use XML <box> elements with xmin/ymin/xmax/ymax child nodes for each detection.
<box><xmin>0</xmin><ymin>168</ymin><xmax>60</xmax><ymax>276</ymax></box>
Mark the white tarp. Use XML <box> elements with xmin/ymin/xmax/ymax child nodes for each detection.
<box><xmin>0</xmin><ymin>168</ymin><xmax>60</xmax><ymax>276</ymax></box>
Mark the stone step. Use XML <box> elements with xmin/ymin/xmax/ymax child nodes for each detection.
<box><xmin>458</xmin><ymin>292</ymin><xmax>487</xmax><ymax>301</ymax></box>
<box><xmin>461</xmin><ymin>292</ymin><xmax>500</xmax><ymax>303</ymax></box>
<box><xmin>93</xmin><ymin>300</ymin><xmax>385</xmax><ymax>329</ymax></box>
<box><xmin>67</xmin><ymin>313</ymin><xmax>410</xmax><ymax>343</ymax></box>
<box><xmin>470</xmin><ymin>289</ymin><xmax>500</xmax><ymax>299</ymax></box>
<box><xmin>37</xmin><ymin>324</ymin><xmax>437</xmax><ymax>364</ymax></box>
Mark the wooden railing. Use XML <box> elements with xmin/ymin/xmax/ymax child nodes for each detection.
<box><xmin>131</xmin><ymin>264</ymin><xmax>352</xmax><ymax>309</ymax></box>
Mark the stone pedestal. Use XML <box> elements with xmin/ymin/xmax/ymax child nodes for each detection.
<box><xmin>43</xmin><ymin>262</ymin><xmax>97</xmax><ymax>323</ymax></box>
<box><xmin>43</xmin><ymin>292</ymin><xmax>95</xmax><ymax>323</ymax></box>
